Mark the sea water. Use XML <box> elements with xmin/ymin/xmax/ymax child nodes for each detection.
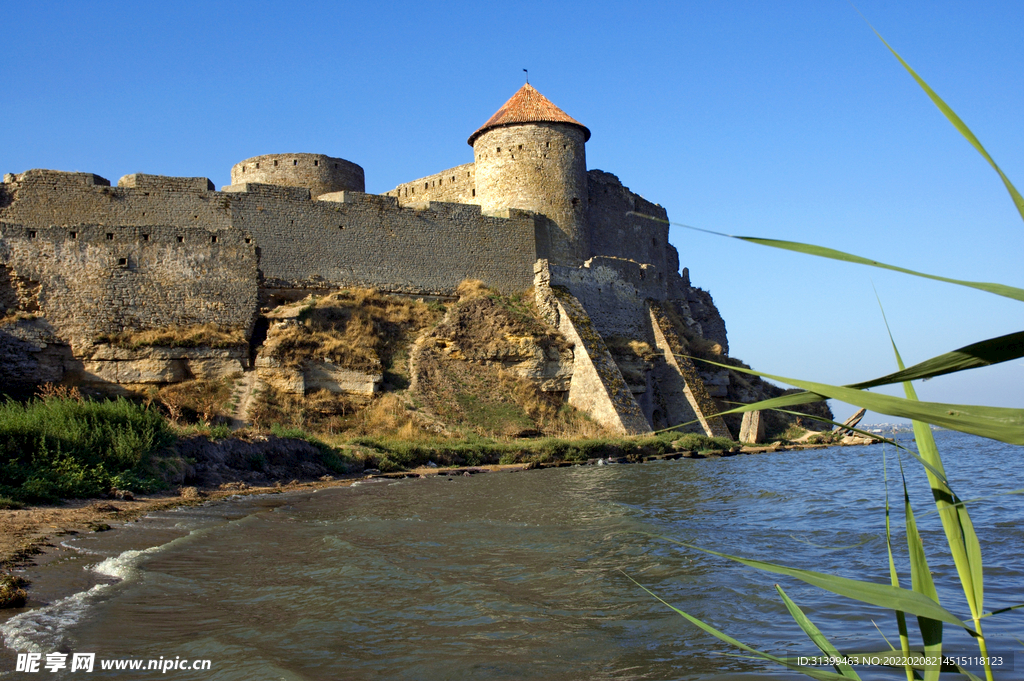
<box><xmin>2</xmin><ymin>432</ymin><xmax>1022</xmax><ymax>680</ymax></box>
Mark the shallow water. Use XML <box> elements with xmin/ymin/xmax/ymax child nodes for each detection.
<box><xmin>2</xmin><ymin>432</ymin><xmax>1022</xmax><ymax>680</ymax></box>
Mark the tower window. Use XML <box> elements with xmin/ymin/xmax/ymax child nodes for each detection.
<box><xmin>211</xmin><ymin>235</ymin><xmax>218</xmax><ymax>243</ymax></box>
<box><xmin>106</xmin><ymin>233</ymin><xmax>114</xmax><ymax>240</ymax></box>
<box><xmin>28</xmin><ymin>230</ymin><xmax>36</xmax><ymax>239</ymax></box>
<box><xmin>274</xmin><ymin>160</ymin><xmax>278</xmax><ymax>166</ymax></box>
<box><xmin>293</xmin><ymin>160</ymin><xmax>298</xmax><ymax>166</ymax></box>
<box><xmin>314</xmin><ymin>160</ymin><xmax>319</xmax><ymax>166</ymax></box>
<box><xmin>255</xmin><ymin>162</ymin><xmax>259</xmax><ymax>169</ymax></box>
<box><xmin>177</xmin><ymin>236</ymin><xmax>184</xmax><ymax>243</ymax></box>
<box><xmin>142</xmin><ymin>234</ymin><xmax>149</xmax><ymax>241</ymax></box>
<box><xmin>472</xmin><ymin>188</ymin><xmax>476</xmax><ymax>197</ymax></box>
<box><xmin>496</xmin><ymin>147</ymin><xmax>501</xmax><ymax>152</ymax></box>
<box><xmin>70</xmin><ymin>231</ymin><xmax>77</xmax><ymax>239</ymax></box>
<box><xmin>117</xmin><ymin>258</ymin><xmax>128</xmax><ymax>267</ymax></box>
<box><xmin>518</xmin><ymin>144</ymin><xmax>522</xmax><ymax>150</ymax></box>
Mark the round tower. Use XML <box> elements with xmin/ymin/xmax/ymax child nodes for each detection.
<box><xmin>469</xmin><ymin>84</ymin><xmax>590</xmax><ymax>264</ymax></box>
<box><xmin>230</xmin><ymin>153</ymin><xmax>364</xmax><ymax>198</ymax></box>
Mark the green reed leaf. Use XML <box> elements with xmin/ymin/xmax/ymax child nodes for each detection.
<box><xmin>979</xmin><ymin>603</ymin><xmax>1024</xmax><ymax>619</ymax></box>
<box><xmin>647</xmin><ymin>536</ymin><xmax>973</xmax><ymax>631</ymax></box>
<box><xmin>884</xmin><ymin>453</ymin><xmax>917</xmax><ymax>681</ymax></box>
<box><xmin>696</xmin><ymin>358</ymin><xmax>1024</xmax><ymax>446</ymax></box>
<box><xmin>735</xmin><ymin>238</ymin><xmax>1024</xmax><ymax>302</ymax></box>
<box><xmin>634</xmin><ymin>215</ymin><xmax>1024</xmax><ymax>303</ymax></box>
<box><xmin>620</xmin><ymin>570</ymin><xmax>855</xmax><ymax>681</ymax></box>
<box><xmin>891</xmin><ymin>349</ymin><xmax>985</xmax><ymax>622</ymax></box>
<box><xmin>878</xmin><ymin>306</ymin><xmax>989</xmax><ymax>676</ymax></box>
<box><xmin>776</xmin><ymin>584</ymin><xmax>861</xmax><ymax>679</ymax></box>
<box><xmin>899</xmin><ymin>457</ymin><xmax>943</xmax><ymax>680</ymax></box>
<box><xmin>857</xmin><ymin>10</ymin><xmax>1024</xmax><ymax>225</ymax></box>
<box><xmin>850</xmin><ymin>331</ymin><xmax>1024</xmax><ymax>389</ymax></box>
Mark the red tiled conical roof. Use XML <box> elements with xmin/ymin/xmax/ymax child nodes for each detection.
<box><xmin>467</xmin><ymin>83</ymin><xmax>590</xmax><ymax>145</ymax></box>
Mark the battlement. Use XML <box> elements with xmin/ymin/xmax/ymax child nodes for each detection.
<box><xmin>118</xmin><ymin>174</ymin><xmax>214</xmax><ymax>193</ymax></box>
<box><xmin>388</xmin><ymin>163</ymin><xmax>476</xmax><ymax>205</ymax></box>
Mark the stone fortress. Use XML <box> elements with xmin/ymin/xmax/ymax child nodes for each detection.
<box><xmin>0</xmin><ymin>84</ymin><xmax>773</xmax><ymax>438</ymax></box>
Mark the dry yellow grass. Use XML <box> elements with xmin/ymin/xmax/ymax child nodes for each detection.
<box><xmin>98</xmin><ymin>323</ymin><xmax>245</xmax><ymax>349</ymax></box>
<box><xmin>604</xmin><ymin>336</ymin><xmax>657</xmax><ymax>361</ymax></box>
<box><xmin>157</xmin><ymin>378</ymin><xmax>234</xmax><ymax>424</ymax></box>
<box><xmin>456</xmin><ymin>279</ymin><xmax>491</xmax><ymax>300</ymax></box>
<box><xmin>268</xmin><ymin>289</ymin><xmax>441</xmax><ymax>374</ymax></box>
<box><xmin>249</xmin><ymin>387</ymin><xmax>356</xmax><ymax>434</ymax></box>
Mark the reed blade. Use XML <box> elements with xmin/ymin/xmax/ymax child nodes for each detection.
<box><xmin>646</xmin><ymin>536</ymin><xmax>973</xmax><ymax>631</ymax></box>
<box><xmin>620</xmin><ymin>571</ymin><xmax>853</xmax><ymax>680</ymax></box>
<box><xmin>776</xmin><ymin>584</ymin><xmax>861</xmax><ymax>679</ymax></box>
<box><xmin>885</xmin><ymin>452</ymin><xmax>917</xmax><ymax>681</ymax></box>
<box><xmin>647</xmin><ymin>218</ymin><xmax>1024</xmax><ymax>303</ymax></box>
<box><xmin>850</xmin><ymin>331</ymin><xmax>1024</xmax><ymax>388</ymax></box>
<box><xmin>899</xmin><ymin>458</ymin><xmax>943</xmax><ymax>680</ymax></box>
<box><xmin>856</xmin><ymin>9</ymin><xmax>1024</xmax><ymax>225</ymax></box>
<box><xmin>695</xmin><ymin>358</ymin><xmax>1024</xmax><ymax>446</ymax></box>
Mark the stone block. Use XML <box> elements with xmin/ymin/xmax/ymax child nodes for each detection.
<box><xmin>303</xmin><ymin>361</ymin><xmax>381</xmax><ymax>396</ymax></box>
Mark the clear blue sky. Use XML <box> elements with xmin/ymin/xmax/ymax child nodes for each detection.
<box><xmin>3</xmin><ymin>1</ymin><xmax>1021</xmax><ymax>423</ymax></box>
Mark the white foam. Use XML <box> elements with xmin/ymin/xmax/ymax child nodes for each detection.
<box><xmin>0</xmin><ymin>583</ymin><xmax>109</xmax><ymax>654</ymax></box>
<box><xmin>90</xmin><ymin>545</ymin><xmax>162</xmax><ymax>581</ymax></box>
<box><xmin>1</xmin><ymin>544</ymin><xmax>164</xmax><ymax>656</ymax></box>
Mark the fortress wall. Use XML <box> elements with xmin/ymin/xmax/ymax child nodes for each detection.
<box><xmin>387</xmin><ymin>163</ymin><xmax>476</xmax><ymax>205</ymax></box>
<box><xmin>1</xmin><ymin>170</ymin><xmax>234</xmax><ymax>232</ymax></box>
<box><xmin>587</xmin><ymin>170</ymin><xmax>671</xmax><ymax>273</ymax></box>
<box><xmin>227</xmin><ymin>188</ymin><xmax>538</xmax><ymax>295</ymax></box>
<box><xmin>0</xmin><ymin>222</ymin><xmax>258</xmax><ymax>350</ymax></box>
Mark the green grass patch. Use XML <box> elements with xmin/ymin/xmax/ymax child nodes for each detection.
<box><xmin>0</xmin><ymin>396</ymin><xmax>175</xmax><ymax>502</ymax></box>
<box><xmin>269</xmin><ymin>423</ymin><xmax>356</xmax><ymax>474</ymax></box>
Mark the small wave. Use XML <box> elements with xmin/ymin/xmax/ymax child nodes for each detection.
<box><xmin>1</xmin><ymin>544</ymin><xmax>165</xmax><ymax>655</ymax></box>
<box><xmin>90</xmin><ymin>545</ymin><xmax>163</xmax><ymax>581</ymax></box>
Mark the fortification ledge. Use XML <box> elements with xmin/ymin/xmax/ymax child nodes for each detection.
<box><xmin>118</xmin><ymin>174</ymin><xmax>215</xmax><ymax>192</ymax></box>
<box><xmin>6</xmin><ymin>169</ymin><xmax>111</xmax><ymax>187</ymax></box>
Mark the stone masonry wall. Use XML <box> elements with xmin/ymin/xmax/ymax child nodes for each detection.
<box><xmin>387</xmin><ymin>163</ymin><xmax>476</xmax><ymax>206</ymax></box>
<box><xmin>1</xmin><ymin>170</ymin><xmax>235</xmax><ymax>232</ymax></box>
<box><xmin>1</xmin><ymin>171</ymin><xmax>541</xmax><ymax>306</ymax></box>
<box><xmin>587</xmin><ymin>170</ymin><xmax>671</xmax><ymax>273</ymax></box>
<box><xmin>227</xmin><ymin>186</ymin><xmax>539</xmax><ymax>295</ymax></box>
<box><xmin>0</xmin><ymin>222</ymin><xmax>258</xmax><ymax>351</ymax></box>
<box><xmin>543</xmin><ymin>257</ymin><xmax>665</xmax><ymax>341</ymax></box>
